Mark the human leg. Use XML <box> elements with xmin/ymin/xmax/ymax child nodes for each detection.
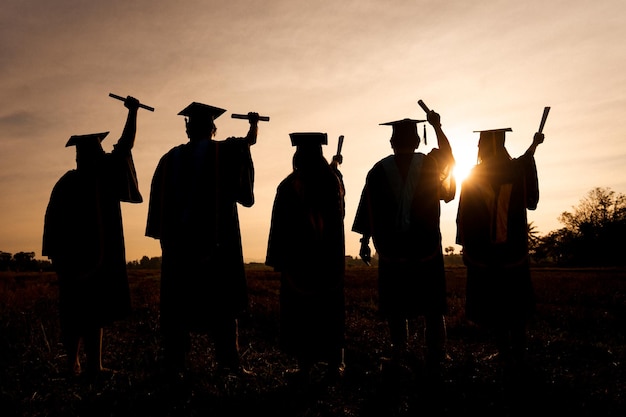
<box><xmin>388</xmin><ymin>316</ymin><xmax>409</xmax><ymax>355</ymax></box>
<box><xmin>214</xmin><ymin>318</ymin><xmax>241</xmax><ymax>373</ymax></box>
<box><xmin>83</xmin><ymin>327</ymin><xmax>105</xmax><ymax>377</ymax></box>
<box><xmin>424</xmin><ymin>314</ymin><xmax>447</xmax><ymax>376</ymax></box>
<box><xmin>509</xmin><ymin>319</ymin><xmax>528</xmax><ymax>369</ymax></box>
<box><xmin>425</xmin><ymin>314</ymin><xmax>447</xmax><ymax>362</ymax></box>
<box><xmin>63</xmin><ymin>330</ymin><xmax>82</xmax><ymax>376</ymax></box>
<box><xmin>162</xmin><ymin>325</ymin><xmax>189</xmax><ymax>375</ymax></box>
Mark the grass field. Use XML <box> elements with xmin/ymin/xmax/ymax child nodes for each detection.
<box><xmin>1</xmin><ymin>266</ymin><xmax>624</xmax><ymax>416</ymax></box>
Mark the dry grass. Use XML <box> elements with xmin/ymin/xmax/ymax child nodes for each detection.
<box><xmin>1</xmin><ymin>266</ymin><xmax>625</xmax><ymax>416</ymax></box>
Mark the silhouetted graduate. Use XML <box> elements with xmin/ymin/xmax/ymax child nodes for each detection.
<box><xmin>456</xmin><ymin>127</ymin><xmax>545</xmax><ymax>376</ymax></box>
<box><xmin>146</xmin><ymin>102</ymin><xmax>259</xmax><ymax>378</ymax></box>
<box><xmin>266</xmin><ymin>132</ymin><xmax>346</xmax><ymax>385</ymax></box>
<box><xmin>42</xmin><ymin>96</ymin><xmax>142</xmax><ymax>379</ymax></box>
<box><xmin>352</xmin><ymin>110</ymin><xmax>456</xmax><ymax>376</ymax></box>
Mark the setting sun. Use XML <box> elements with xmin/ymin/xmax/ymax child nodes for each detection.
<box><xmin>453</xmin><ymin>155</ymin><xmax>476</xmax><ymax>185</ymax></box>
<box><xmin>451</xmin><ymin>140</ymin><xmax>478</xmax><ymax>185</ymax></box>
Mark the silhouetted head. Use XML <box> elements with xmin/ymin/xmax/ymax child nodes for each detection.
<box><xmin>178</xmin><ymin>102</ymin><xmax>226</xmax><ymax>141</ymax></box>
<box><xmin>289</xmin><ymin>132</ymin><xmax>328</xmax><ymax>171</ymax></box>
<box><xmin>475</xmin><ymin>128</ymin><xmax>512</xmax><ymax>163</ymax></box>
<box><xmin>381</xmin><ymin>118</ymin><xmax>424</xmax><ymax>154</ymax></box>
<box><xmin>66</xmin><ymin>132</ymin><xmax>107</xmax><ymax>171</ymax></box>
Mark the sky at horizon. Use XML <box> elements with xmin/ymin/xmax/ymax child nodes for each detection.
<box><xmin>2</xmin><ymin>0</ymin><xmax>625</xmax><ymax>263</ymax></box>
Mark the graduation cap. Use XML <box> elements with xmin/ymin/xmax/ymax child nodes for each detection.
<box><xmin>473</xmin><ymin>128</ymin><xmax>513</xmax><ymax>135</ymax></box>
<box><xmin>178</xmin><ymin>102</ymin><xmax>226</xmax><ymax>120</ymax></box>
<box><xmin>474</xmin><ymin>128</ymin><xmax>513</xmax><ymax>160</ymax></box>
<box><xmin>65</xmin><ymin>132</ymin><xmax>109</xmax><ymax>147</ymax></box>
<box><xmin>380</xmin><ymin>118</ymin><xmax>426</xmax><ymax>145</ymax></box>
<box><xmin>474</xmin><ymin>128</ymin><xmax>512</xmax><ymax>145</ymax></box>
<box><xmin>380</xmin><ymin>118</ymin><xmax>426</xmax><ymax>128</ymax></box>
<box><xmin>289</xmin><ymin>132</ymin><xmax>328</xmax><ymax>147</ymax></box>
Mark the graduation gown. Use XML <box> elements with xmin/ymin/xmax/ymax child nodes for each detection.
<box><xmin>456</xmin><ymin>153</ymin><xmax>539</xmax><ymax>326</ymax></box>
<box><xmin>42</xmin><ymin>139</ymin><xmax>142</xmax><ymax>334</ymax></box>
<box><xmin>352</xmin><ymin>148</ymin><xmax>455</xmax><ymax>318</ymax></box>
<box><xmin>266</xmin><ymin>164</ymin><xmax>346</xmax><ymax>363</ymax></box>
<box><xmin>146</xmin><ymin>137</ymin><xmax>253</xmax><ymax>333</ymax></box>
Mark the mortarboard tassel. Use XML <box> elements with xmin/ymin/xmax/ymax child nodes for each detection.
<box><xmin>424</xmin><ymin>124</ymin><xmax>427</xmax><ymax>146</ymax></box>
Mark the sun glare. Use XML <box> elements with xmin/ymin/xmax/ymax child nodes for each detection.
<box><xmin>442</xmin><ymin>129</ymin><xmax>480</xmax><ymax>185</ymax></box>
<box><xmin>452</xmin><ymin>144</ymin><xmax>478</xmax><ymax>184</ymax></box>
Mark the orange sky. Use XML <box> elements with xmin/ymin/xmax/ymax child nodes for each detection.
<box><xmin>1</xmin><ymin>0</ymin><xmax>625</xmax><ymax>262</ymax></box>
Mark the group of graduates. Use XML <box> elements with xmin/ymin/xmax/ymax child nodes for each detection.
<box><xmin>42</xmin><ymin>95</ymin><xmax>545</xmax><ymax>386</ymax></box>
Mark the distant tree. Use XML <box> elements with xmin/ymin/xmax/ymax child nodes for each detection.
<box><xmin>13</xmin><ymin>251</ymin><xmax>37</xmax><ymax>271</ymax></box>
<box><xmin>128</xmin><ymin>256</ymin><xmax>162</xmax><ymax>270</ymax></box>
<box><xmin>139</xmin><ymin>256</ymin><xmax>151</xmax><ymax>268</ymax></box>
<box><xmin>527</xmin><ymin>221</ymin><xmax>543</xmax><ymax>262</ymax></box>
<box><xmin>532</xmin><ymin>228</ymin><xmax>576</xmax><ymax>265</ymax></box>
<box><xmin>0</xmin><ymin>251</ymin><xmax>11</xmax><ymax>271</ymax></box>
<box><xmin>536</xmin><ymin>187</ymin><xmax>626</xmax><ymax>266</ymax></box>
<box><xmin>36</xmin><ymin>259</ymin><xmax>53</xmax><ymax>271</ymax></box>
<box><xmin>444</xmin><ymin>246</ymin><xmax>455</xmax><ymax>256</ymax></box>
<box><xmin>0</xmin><ymin>251</ymin><xmax>51</xmax><ymax>271</ymax></box>
<box><xmin>559</xmin><ymin>187</ymin><xmax>626</xmax><ymax>232</ymax></box>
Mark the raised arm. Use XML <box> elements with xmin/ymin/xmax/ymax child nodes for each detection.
<box><xmin>244</xmin><ymin>112</ymin><xmax>260</xmax><ymax>146</ymax></box>
<box><xmin>117</xmin><ymin>96</ymin><xmax>140</xmax><ymax>151</ymax></box>
<box><xmin>523</xmin><ymin>132</ymin><xmax>545</xmax><ymax>157</ymax></box>
<box><xmin>427</xmin><ymin>110</ymin><xmax>452</xmax><ymax>156</ymax></box>
<box><xmin>427</xmin><ymin>109</ymin><xmax>456</xmax><ymax>202</ymax></box>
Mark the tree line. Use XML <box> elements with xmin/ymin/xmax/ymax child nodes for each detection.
<box><xmin>2</xmin><ymin>186</ymin><xmax>624</xmax><ymax>272</ymax></box>
<box><xmin>0</xmin><ymin>251</ymin><xmax>51</xmax><ymax>272</ymax></box>
<box><xmin>529</xmin><ymin>186</ymin><xmax>626</xmax><ymax>266</ymax></box>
